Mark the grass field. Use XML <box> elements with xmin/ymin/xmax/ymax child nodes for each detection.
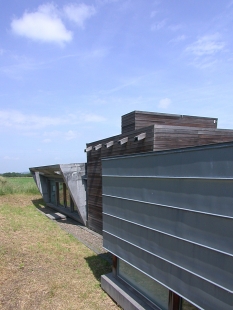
<box><xmin>0</xmin><ymin>177</ymin><xmax>39</xmax><ymax>195</ymax></box>
<box><xmin>0</xmin><ymin>188</ymin><xmax>119</xmax><ymax>309</ymax></box>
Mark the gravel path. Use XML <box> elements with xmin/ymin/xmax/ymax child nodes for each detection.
<box><xmin>36</xmin><ymin>205</ymin><xmax>112</xmax><ymax>264</ymax></box>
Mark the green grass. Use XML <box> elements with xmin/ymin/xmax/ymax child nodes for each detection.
<box><xmin>0</xmin><ymin>176</ymin><xmax>39</xmax><ymax>195</ymax></box>
<box><xmin>0</xmin><ymin>194</ymin><xmax>118</xmax><ymax>310</ymax></box>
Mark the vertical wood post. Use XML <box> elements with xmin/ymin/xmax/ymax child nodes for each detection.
<box><xmin>112</xmin><ymin>255</ymin><xmax>118</xmax><ymax>278</ymax></box>
<box><xmin>168</xmin><ymin>290</ymin><xmax>182</xmax><ymax>310</ymax></box>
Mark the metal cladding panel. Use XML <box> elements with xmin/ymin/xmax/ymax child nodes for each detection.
<box><xmin>102</xmin><ymin>196</ymin><xmax>233</xmax><ymax>256</ymax></box>
<box><xmin>102</xmin><ymin>141</ymin><xmax>233</xmax><ymax>177</ymax></box>
<box><xmin>103</xmin><ymin>214</ymin><xmax>233</xmax><ymax>290</ymax></box>
<box><xmin>103</xmin><ymin>176</ymin><xmax>233</xmax><ymax>217</ymax></box>
<box><xmin>103</xmin><ymin>233</ymin><xmax>232</xmax><ymax>310</ymax></box>
<box><xmin>102</xmin><ymin>141</ymin><xmax>233</xmax><ymax>310</ymax></box>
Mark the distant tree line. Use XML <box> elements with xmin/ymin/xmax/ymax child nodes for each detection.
<box><xmin>0</xmin><ymin>172</ymin><xmax>32</xmax><ymax>177</ymax></box>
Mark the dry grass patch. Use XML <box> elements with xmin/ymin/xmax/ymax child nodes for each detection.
<box><xmin>0</xmin><ymin>194</ymin><xmax>119</xmax><ymax>310</ymax></box>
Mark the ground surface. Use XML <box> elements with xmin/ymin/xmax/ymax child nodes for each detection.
<box><xmin>0</xmin><ymin>194</ymin><xmax>119</xmax><ymax>310</ymax></box>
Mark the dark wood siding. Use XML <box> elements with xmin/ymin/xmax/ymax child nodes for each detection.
<box><xmin>153</xmin><ymin>126</ymin><xmax>233</xmax><ymax>151</ymax></box>
<box><xmin>86</xmin><ymin>111</ymin><xmax>233</xmax><ymax>235</ymax></box>
<box><xmin>122</xmin><ymin>111</ymin><xmax>218</xmax><ymax>134</ymax></box>
<box><xmin>86</xmin><ymin>126</ymin><xmax>154</xmax><ymax>234</ymax></box>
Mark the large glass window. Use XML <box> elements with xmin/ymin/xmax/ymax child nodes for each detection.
<box><xmin>58</xmin><ymin>182</ymin><xmax>64</xmax><ymax>206</ymax></box>
<box><xmin>118</xmin><ymin>259</ymin><xmax>169</xmax><ymax>310</ymax></box>
<box><xmin>182</xmin><ymin>299</ymin><xmax>199</xmax><ymax>310</ymax></box>
<box><xmin>50</xmin><ymin>180</ymin><xmax>56</xmax><ymax>204</ymax></box>
<box><xmin>66</xmin><ymin>186</ymin><xmax>71</xmax><ymax>209</ymax></box>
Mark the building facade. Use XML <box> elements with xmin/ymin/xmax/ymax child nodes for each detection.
<box><xmin>101</xmin><ymin>142</ymin><xmax>233</xmax><ymax>310</ymax></box>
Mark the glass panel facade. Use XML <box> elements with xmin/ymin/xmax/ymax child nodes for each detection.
<box><xmin>66</xmin><ymin>187</ymin><xmax>71</xmax><ymax>209</ymax></box>
<box><xmin>50</xmin><ymin>180</ymin><xmax>56</xmax><ymax>204</ymax></box>
<box><xmin>58</xmin><ymin>182</ymin><xmax>64</xmax><ymax>206</ymax></box>
<box><xmin>118</xmin><ymin>259</ymin><xmax>169</xmax><ymax>310</ymax></box>
<box><xmin>182</xmin><ymin>299</ymin><xmax>200</xmax><ymax>310</ymax></box>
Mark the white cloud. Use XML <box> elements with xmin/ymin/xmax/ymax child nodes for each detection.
<box><xmin>0</xmin><ymin>110</ymin><xmax>67</xmax><ymax>130</ymax></box>
<box><xmin>188</xmin><ymin>57</ymin><xmax>218</xmax><ymax>70</ymax></box>
<box><xmin>65</xmin><ymin>130</ymin><xmax>77</xmax><ymax>140</ymax></box>
<box><xmin>63</xmin><ymin>3</ymin><xmax>96</xmax><ymax>27</ymax></box>
<box><xmin>170</xmin><ymin>24</ymin><xmax>182</xmax><ymax>32</ymax></box>
<box><xmin>0</xmin><ymin>110</ymin><xmax>106</xmax><ymax>132</ymax></box>
<box><xmin>82</xmin><ymin>113</ymin><xmax>106</xmax><ymax>122</ymax></box>
<box><xmin>227</xmin><ymin>1</ymin><xmax>233</xmax><ymax>8</ymax></box>
<box><xmin>158</xmin><ymin>98</ymin><xmax>171</xmax><ymax>109</ymax></box>
<box><xmin>169</xmin><ymin>35</ymin><xmax>186</xmax><ymax>44</ymax></box>
<box><xmin>41</xmin><ymin>130</ymin><xmax>77</xmax><ymax>142</ymax></box>
<box><xmin>151</xmin><ymin>19</ymin><xmax>166</xmax><ymax>31</ymax></box>
<box><xmin>97</xmin><ymin>0</ymin><xmax>119</xmax><ymax>4</ymax></box>
<box><xmin>3</xmin><ymin>156</ymin><xmax>19</xmax><ymax>160</ymax></box>
<box><xmin>150</xmin><ymin>11</ymin><xmax>158</xmax><ymax>18</ymax></box>
<box><xmin>42</xmin><ymin>138</ymin><xmax>51</xmax><ymax>143</ymax></box>
<box><xmin>185</xmin><ymin>34</ymin><xmax>225</xmax><ymax>56</ymax></box>
<box><xmin>11</xmin><ymin>3</ymin><xmax>72</xmax><ymax>44</ymax></box>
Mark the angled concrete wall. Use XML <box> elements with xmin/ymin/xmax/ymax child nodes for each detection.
<box><xmin>60</xmin><ymin>163</ymin><xmax>87</xmax><ymax>225</ymax></box>
<box><xmin>30</xmin><ymin>163</ymin><xmax>87</xmax><ymax>225</ymax></box>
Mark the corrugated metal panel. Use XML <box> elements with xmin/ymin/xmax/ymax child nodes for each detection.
<box><xmin>102</xmin><ymin>141</ymin><xmax>233</xmax><ymax>310</ymax></box>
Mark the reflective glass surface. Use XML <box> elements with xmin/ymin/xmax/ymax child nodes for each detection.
<box><xmin>182</xmin><ymin>299</ymin><xmax>200</xmax><ymax>310</ymax></box>
<box><xmin>118</xmin><ymin>259</ymin><xmax>169</xmax><ymax>310</ymax></box>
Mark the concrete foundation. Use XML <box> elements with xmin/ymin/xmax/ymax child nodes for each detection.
<box><xmin>101</xmin><ymin>273</ymin><xmax>155</xmax><ymax>310</ymax></box>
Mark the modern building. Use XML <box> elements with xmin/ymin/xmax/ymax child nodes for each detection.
<box><xmin>29</xmin><ymin>163</ymin><xmax>87</xmax><ymax>225</ymax></box>
<box><xmin>30</xmin><ymin>110</ymin><xmax>233</xmax><ymax>309</ymax></box>
<box><xmin>85</xmin><ymin>110</ymin><xmax>233</xmax><ymax>234</ymax></box>
<box><xmin>101</xmin><ymin>141</ymin><xmax>233</xmax><ymax>310</ymax></box>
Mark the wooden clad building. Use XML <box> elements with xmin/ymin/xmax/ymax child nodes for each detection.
<box><xmin>85</xmin><ymin>111</ymin><xmax>233</xmax><ymax>234</ymax></box>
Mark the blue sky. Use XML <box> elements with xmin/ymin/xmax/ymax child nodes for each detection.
<box><xmin>1</xmin><ymin>0</ymin><xmax>233</xmax><ymax>172</ymax></box>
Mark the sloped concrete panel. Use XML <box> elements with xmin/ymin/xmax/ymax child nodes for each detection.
<box><xmin>60</xmin><ymin>163</ymin><xmax>87</xmax><ymax>225</ymax></box>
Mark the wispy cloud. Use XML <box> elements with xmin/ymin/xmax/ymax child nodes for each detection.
<box><xmin>99</xmin><ymin>73</ymin><xmax>153</xmax><ymax>95</ymax></box>
<box><xmin>185</xmin><ymin>34</ymin><xmax>225</xmax><ymax>56</ymax></box>
<box><xmin>97</xmin><ymin>0</ymin><xmax>120</xmax><ymax>4</ymax></box>
<box><xmin>158</xmin><ymin>98</ymin><xmax>171</xmax><ymax>109</ymax></box>
<box><xmin>188</xmin><ymin>57</ymin><xmax>218</xmax><ymax>70</ymax></box>
<box><xmin>169</xmin><ymin>24</ymin><xmax>183</xmax><ymax>32</ymax></box>
<box><xmin>151</xmin><ymin>19</ymin><xmax>167</xmax><ymax>31</ymax></box>
<box><xmin>150</xmin><ymin>10</ymin><xmax>158</xmax><ymax>18</ymax></box>
<box><xmin>11</xmin><ymin>3</ymin><xmax>72</xmax><ymax>44</ymax></box>
<box><xmin>0</xmin><ymin>110</ymin><xmax>105</xmax><ymax>131</ymax></box>
<box><xmin>0</xmin><ymin>110</ymin><xmax>67</xmax><ymax>130</ymax></box>
<box><xmin>227</xmin><ymin>0</ymin><xmax>233</xmax><ymax>8</ymax></box>
<box><xmin>64</xmin><ymin>3</ymin><xmax>96</xmax><ymax>27</ymax></box>
<box><xmin>65</xmin><ymin>130</ymin><xmax>77</xmax><ymax>140</ymax></box>
<box><xmin>169</xmin><ymin>35</ymin><xmax>186</xmax><ymax>44</ymax></box>
<box><xmin>3</xmin><ymin>156</ymin><xmax>19</xmax><ymax>161</ymax></box>
<box><xmin>81</xmin><ymin>114</ymin><xmax>106</xmax><ymax>122</ymax></box>
<box><xmin>42</xmin><ymin>129</ymin><xmax>78</xmax><ymax>142</ymax></box>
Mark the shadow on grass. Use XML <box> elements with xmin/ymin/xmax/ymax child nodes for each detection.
<box><xmin>32</xmin><ymin>198</ymin><xmax>113</xmax><ymax>274</ymax></box>
<box><xmin>32</xmin><ymin>198</ymin><xmax>46</xmax><ymax>210</ymax></box>
<box><xmin>85</xmin><ymin>254</ymin><xmax>113</xmax><ymax>282</ymax></box>
<box><xmin>32</xmin><ymin>198</ymin><xmax>84</xmax><ymax>225</ymax></box>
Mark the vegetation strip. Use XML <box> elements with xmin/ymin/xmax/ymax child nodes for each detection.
<box><xmin>0</xmin><ymin>178</ymin><xmax>119</xmax><ymax>309</ymax></box>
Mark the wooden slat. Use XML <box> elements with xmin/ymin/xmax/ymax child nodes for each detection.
<box><xmin>122</xmin><ymin>111</ymin><xmax>218</xmax><ymax>134</ymax></box>
<box><xmin>86</xmin><ymin>111</ymin><xmax>233</xmax><ymax>235</ymax></box>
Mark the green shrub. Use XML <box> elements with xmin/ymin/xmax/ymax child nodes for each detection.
<box><xmin>0</xmin><ymin>177</ymin><xmax>39</xmax><ymax>195</ymax></box>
